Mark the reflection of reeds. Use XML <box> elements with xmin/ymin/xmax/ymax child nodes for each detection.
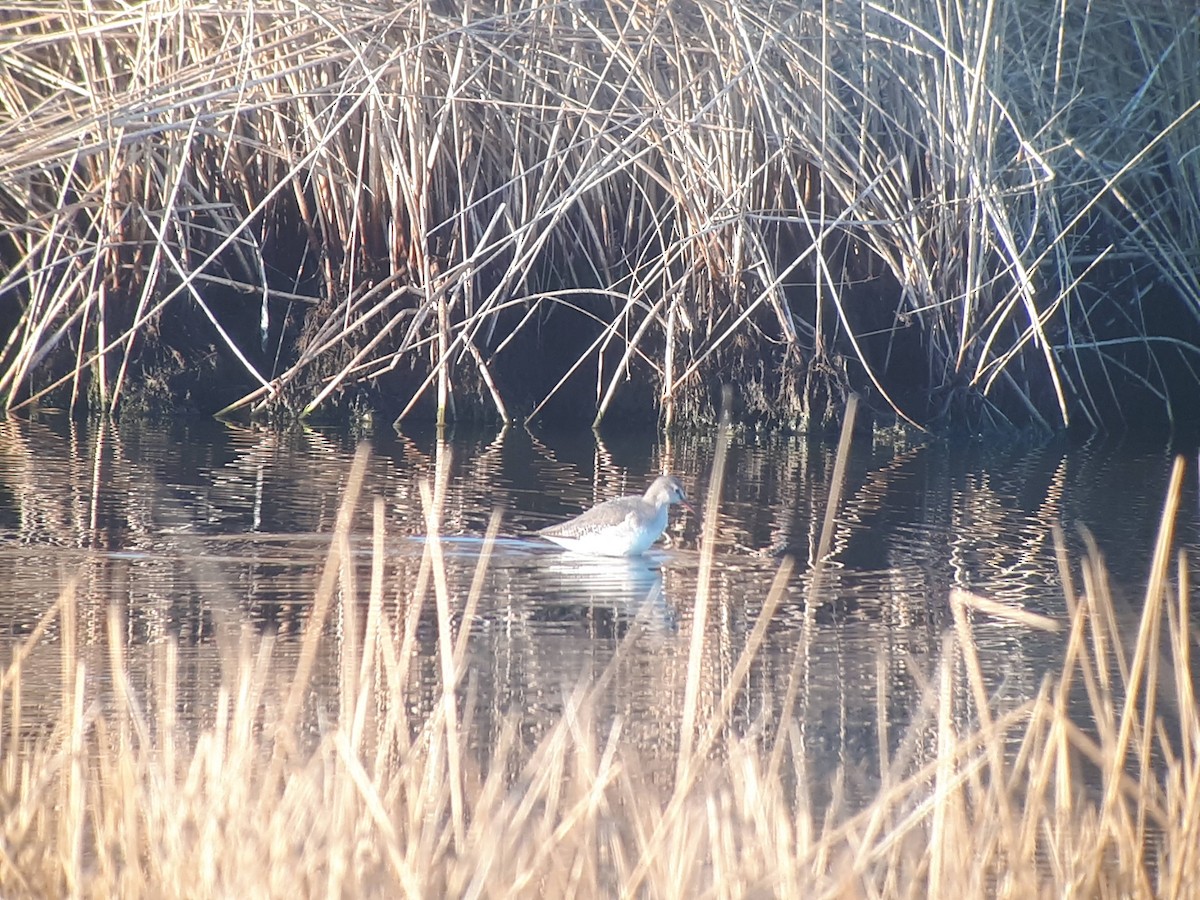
<box><xmin>2</xmin><ymin>452</ymin><xmax>1197</xmax><ymax>895</ymax></box>
<box><xmin>2</xmin><ymin>3</ymin><xmax>1198</xmax><ymax>428</ymax></box>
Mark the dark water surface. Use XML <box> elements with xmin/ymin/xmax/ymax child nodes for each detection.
<box><xmin>1</xmin><ymin>415</ymin><xmax>1196</xmax><ymax>807</ymax></box>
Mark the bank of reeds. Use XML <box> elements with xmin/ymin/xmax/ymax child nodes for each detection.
<box><xmin>0</xmin><ymin>451</ymin><xmax>1197</xmax><ymax>896</ymax></box>
<box><xmin>2</xmin><ymin>1</ymin><xmax>1200</xmax><ymax>428</ymax></box>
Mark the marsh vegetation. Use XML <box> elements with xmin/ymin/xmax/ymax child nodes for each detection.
<box><xmin>1</xmin><ymin>437</ymin><xmax>1198</xmax><ymax>896</ymax></box>
<box><xmin>2</xmin><ymin>1</ymin><xmax>1199</xmax><ymax>430</ymax></box>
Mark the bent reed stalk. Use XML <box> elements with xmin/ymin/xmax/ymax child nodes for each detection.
<box><xmin>0</xmin><ymin>454</ymin><xmax>1198</xmax><ymax>896</ymax></box>
<box><xmin>1</xmin><ymin>1</ymin><xmax>1199</xmax><ymax>429</ymax></box>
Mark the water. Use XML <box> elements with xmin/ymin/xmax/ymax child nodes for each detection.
<box><xmin>0</xmin><ymin>414</ymin><xmax>1195</xmax><ymax>808</ymax></box>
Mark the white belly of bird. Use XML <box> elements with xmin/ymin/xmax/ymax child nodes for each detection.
<box><xmin>542</xmin><ymin>504</ymin><xmax>669</xmax><ymax>556</ymax></box>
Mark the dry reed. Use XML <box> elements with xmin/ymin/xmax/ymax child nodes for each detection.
<box><xmin>0</xmin><ymin>449</ymin><xmax>1197</xmax><ymax>897</ymax></box>
<box><xmin>2</xmin><ymin>1</ymin><xmax>1199</xmax><ymax>428</ymax></box>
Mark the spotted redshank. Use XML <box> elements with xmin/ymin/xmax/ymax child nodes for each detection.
<box><xmin>536</xmin><ymin>474</ymin><xmax>695</xmax><ymax>556</ymax></box>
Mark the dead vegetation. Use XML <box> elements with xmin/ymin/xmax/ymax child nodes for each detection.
<box><xmin>1</xmin><ymin>441</ymin><xmax>1197</xmax><ymax>896</ymax></box>
<box><xmin>1</xmin><ymin>1</ymin><xmax>1199</xmax><ymax>429</ymax></box>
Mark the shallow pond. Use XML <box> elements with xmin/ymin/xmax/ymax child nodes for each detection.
<box><xmin>0</xmin><ymin>414</ymin><xmax>1195</xmax><ymax>810</ymax></box>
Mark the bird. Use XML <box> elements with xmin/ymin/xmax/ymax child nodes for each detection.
<box><xmin>536</xmin><ymin>474</ymin><xmax>695</xmax><ymax>556</ymax></box>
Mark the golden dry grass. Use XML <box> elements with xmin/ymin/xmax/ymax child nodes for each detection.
<box><xmin>1</xmin><ymin>1</ymin><xmax>1199</xmax><ymax>428</ymax></box>
<box><xmin>0</xmin><ymin>449</ymin><xmax>1197</xmax><ymax>897</ymax></box>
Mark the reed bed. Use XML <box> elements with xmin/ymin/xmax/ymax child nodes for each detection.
<box><xmin>2</xmin><ymin>1</ymin><xmax>1199</xmax><ymax>429</ymax></box>
<box><xmin>1</xmin><ymin>450</ymin><xmax>1197</xmax><ymax>897</ymax></box>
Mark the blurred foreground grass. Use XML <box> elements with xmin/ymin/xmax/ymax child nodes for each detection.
<box><xmin>0</xmin><ymin>452</ymin><xmax>1197</xmax><ymax>898</ymax></box>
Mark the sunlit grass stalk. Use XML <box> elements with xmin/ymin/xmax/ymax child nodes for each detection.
<box><xmin>768</xmin><ymin>392</ymin><xmax>858</xmax><ymax>782</ymax></box>
<box><xmin>677</xmin><ymin>386</ymin><xmax>733</xmax><ymax>774</ymax></box>
<box><xmin>418</xmin><ymin>459</ymin><xmax>466</xmax><ymax>848</ymax></box>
